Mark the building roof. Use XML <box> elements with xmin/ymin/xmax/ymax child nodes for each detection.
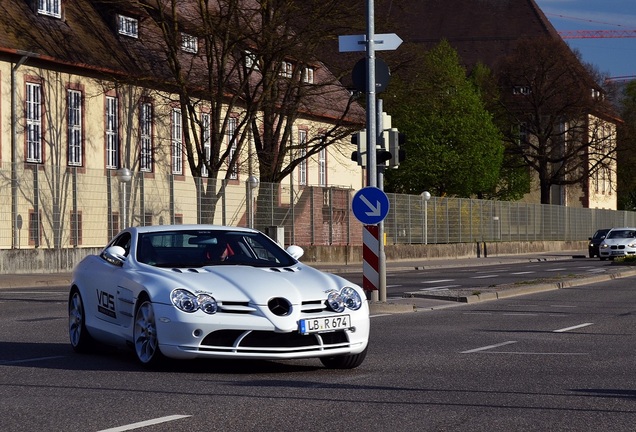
<box><xmin>0</xmin><ymin>0</ymin><xmax>363</xmax><ymax>124</ymax></box>
<box><xmin>374</xmin><ymin>0</ymin><xmax>560</xmax><ymax>69</ymax></box>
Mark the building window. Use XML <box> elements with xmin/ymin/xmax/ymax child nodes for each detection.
<box><xmin>303</xmin><ymin>67</ymin><xmax>314</xmax><ymax>84</ymax></box>
<box><xmin>140</xmin><ymin>102</ymin><xmax>153</xmax><ymax>172</ymax></box>
<box><xmin>245</xmin><ymin>51</ymin><xmax>259</xmax><ymax>70</ymax></box>
<box><xmin>172</xmin><ymin>109</ymin><xmax>183</xmax><ymax>175</ymax></box>
<box><xmin>298</xmin><ymin>130</ymin><xmax>307</xmax><ymax>185</ymax></box>
<box><xmin>38</xmin><ymin>0</ymin><xmax>61</xmax><ymax>18</ymax></box>
<box><xmin>513</xmin><ymin>86</ymin><xmax>532</xmax><ymax>95</ymax></box>
<box><xmin>318</xmin><ymin>146</ymin><xmax>326</xmax><ymax>186</ymax></box>
<box><xmin>227</xmin><ymin>117</ymin><xmax>237</xmax><ymax>179</ymax></box>
<box><xmin>280</xmin><ymin>61</ymin><xmax>293</xmax><ymax>78</ymax></box>
<box><xmin>118</xmin><ymin>15</ymin><xmax>138</xmax><ymax>38</ymax></box>
<box><xmin>29</xmin><ymin>210</ymin><xmax>41</xmax><ymax>246</ymax></box>
<box><xmin>181</xmin><ymin>33</ymin><xmax>198</xmax><ymax>53</ymax></box>
<box><xmin>67</xmin><ymin>89</ymin><xmax>83</xmax><ymax>166</ymax></box>
<box><xmin>201</xmin><ymin>113</ymin><xmax>211</xmax><ymax>177</ymax></box>
<box><xmin>26</xmin><ymin>82</ymin><xmax>42</xmax><ymax>163</ymax></box>
<box><xmin>70</xmin><ymin>211</ymin><xmax>82</xmax><ymax>246</ymax></box>
<box><xmin>144</xmin><ymin>213</ymin><xmax>152</xmax><ymax>227</ymax></box>
<box><xmin>106</xmin><ymin>96</ymin><xmax>119</xmax><ymax>169</ymax></box>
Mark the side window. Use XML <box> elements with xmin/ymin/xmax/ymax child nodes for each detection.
<box><xmin>111</xmin><ymin>232</ymin><xmax>132</xmax><ymax>256</ymax></box>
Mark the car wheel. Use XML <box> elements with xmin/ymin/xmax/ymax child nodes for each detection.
<box><xmin>68</xmin><ymin>289</ymin><xmax>94</xmax><ymax>353</ymax></box>
<box><xmin>319</xmin><ymin>347</ymin><xmax>368</xmax><ymax>369</ymax></box>
<box><xmin>133</xmin><ymin>298</ymin><xmax>164</xmax><ymax>366</ymax></box>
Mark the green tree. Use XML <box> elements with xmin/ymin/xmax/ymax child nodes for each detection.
<box><xmin>383</xmin><ymin>41</ymin><xmax>504</xmax><ymax>197</ymax></box>
<box><xmin>470</xmin><ymin>63</ymin><xmax>531</xmax><ymax>201</ymax></box>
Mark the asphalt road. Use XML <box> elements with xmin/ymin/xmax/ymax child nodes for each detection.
<box><xmin>338</xmin><ymin>256</ymin><xmax>621</xmax><ymax>298</ymax></box>
<box><xmin>2</xmin><ymin>273</ymin><xmax>636</xmax><ymax>431</ymax></box>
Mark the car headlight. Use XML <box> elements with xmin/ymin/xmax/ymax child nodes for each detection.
<box><xmin>326</xmin><ymin>287</ymin><xmax>363</xmax><ymax>312</ymax></box>
<box><xmin>171</xmin><ymin>289</ymin><xmax>218</xmax><ymax>314</ymax></box>
<box><xmin>600</xmin><ymin>244</ymin><xmax>608</xmax><ymax>249</ymax></box>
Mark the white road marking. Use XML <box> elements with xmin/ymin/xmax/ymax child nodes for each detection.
<box><xmin>546</xmin><ymin>268</ymin><xmax>567</xmax><ymax>272</ymax></box>
<box><xmin>502</xmin><ymin>313</ymin><xmax>538</xmax><ymax>316</ymax></box>
<box><xmin>421</xmin><ymin>279</ymin><xmax>453</xmax><ymax>284</ymax></box>
<box><xmin>461</xmin><ymin>340</ymin><xmax>517</xmax><ymax>353</ymax></box>
<box><xmin>0</xmin><ymin>356</ymin><xmax>65</xmax><ymax>365</ymax></box>
<box><xmin>471</xmin><ymin>274</ymin><xmax>499</xmax><ymax>279</ymax></box>
<box><xmin>510</xmin><ymin>271</ymin><xmax>534</xmax><ymax>275</ymax></box>
<box><xmin>481</xmin><ymin>351</ymin><xmax>588</xmax><ymax>355</ymax></box>
<box><xmin>97</xmin><ymin>415</ymin><xmax>192</xmax><ymax>432</ymax></box>
<box><xmin>553</xmin><ymin>323</ymin><xmax>594</xmax><ymax>333</ymax></box>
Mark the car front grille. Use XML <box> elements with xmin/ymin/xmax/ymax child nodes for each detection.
<box><xmin>610</xmin><ymin>245</ymin><xmax>625</xmax><ymax>250</ymax></box>
<box><xmin>199</xmin><ymin>329</ymin><xmax>350</xmax><ymax>354</ymax></box>
<box><xmin>218</xmin><ymin>299</ymin><xmax>328</xmax><ymax>315</ymax></box>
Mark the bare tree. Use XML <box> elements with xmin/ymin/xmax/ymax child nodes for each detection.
<box><xmin>496</xmin><ymin>36</ymin><xmax>617</xmax><ymax>205</ymax></box>
<box><xmin>104</xmin><ymin>0</ymin><xmax>363</xmax><ymax>224</ymax></box>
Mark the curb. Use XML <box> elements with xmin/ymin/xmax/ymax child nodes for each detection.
<box><xmin>402</xmin><ymin>267</ymin><xmax>636</xmax><ymax>307</ymax></box>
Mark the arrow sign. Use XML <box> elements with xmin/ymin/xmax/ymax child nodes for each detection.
<box><xmin>352</xmin><ymin>187</ymin><xmax>390</xmax><ymax>225</ymax></box>
<box><xmin>338</xmin><ymin>33</ymin><xmax>403</xmax><ymax>52</ymax></box>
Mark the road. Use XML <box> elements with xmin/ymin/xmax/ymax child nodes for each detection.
<box><xmin>2</xmin><ymin>265</ymin><xmax>636</xmax><ymax>431</ymax></box>
<box><xmin>338</xmin><ymin>256</ymin><xmax>617</xmax><ymax>298</ymax></box>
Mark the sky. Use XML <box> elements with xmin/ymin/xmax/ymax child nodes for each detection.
<box><xmin>535</xmin><ymin>0</ymin><xmax>636</xmax><ymax>81</ymax></box>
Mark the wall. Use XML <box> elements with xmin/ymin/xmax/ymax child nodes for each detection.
<box><xmin>0</xmin><ymin>240</ymin><xmax>588</xmax><ymax>274</ymax></box>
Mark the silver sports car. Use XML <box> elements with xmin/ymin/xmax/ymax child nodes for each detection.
<box><xmin>68</xmin><ymin>225</ymin><xmax>369</xmax><ymax>369</ymax></box>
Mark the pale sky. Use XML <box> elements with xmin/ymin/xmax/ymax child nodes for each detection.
<box><xmin>535</xmin><ymin>0</ymin><xmax>636</xmax><ymax>80</ymax></box>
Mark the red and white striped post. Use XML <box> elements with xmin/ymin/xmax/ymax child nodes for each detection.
<box><xmin>362</xmin><ymin>225</ymin><xmax>380</xmax><ymax>292</ymax></box>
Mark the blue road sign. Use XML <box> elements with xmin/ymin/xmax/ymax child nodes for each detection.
<box><xmin>352</xmin><ymin>187</ymin><xmax>390</xmax><ymax>225</ymax></box>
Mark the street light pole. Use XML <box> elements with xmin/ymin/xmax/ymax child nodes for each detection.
<box><xmin>421</xmin><ymin>191</ymin><xmax>431</xmax><ymax>245</ymax></box>
<box><xmin>246</xmin><ymin>175</ymin><xmax>259</xmax><ymax>228</ymax></box>
<box><xmin>118</xmin><ymin>167</ymin><xmax>132</xmax><ymax>228</ymax></box>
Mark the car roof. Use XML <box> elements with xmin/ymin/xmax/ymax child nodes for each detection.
<box><xmin>128</xmin><ymin>224</ymin><xmax>259</xmax><ymax>235</ymax></box>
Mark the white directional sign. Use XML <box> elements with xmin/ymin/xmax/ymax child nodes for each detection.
<box><xmin>338</xmin><ymin>33</ymin><xmax>403</xmax><ymax>52</ymax></box>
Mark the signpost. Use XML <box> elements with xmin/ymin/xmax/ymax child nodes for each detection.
<box><xmin>352</xmin><ymin>187</ymin><xmax>390</xmax><ymax>225</ymax></box>
<box><xmin>340</xmin><ymin>1</ymin><xmax>402</xmax><ymax>302</ymax></box>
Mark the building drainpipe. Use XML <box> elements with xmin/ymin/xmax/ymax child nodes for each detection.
<box><xmin>11</xmin><ymin>54</ymin><xmax>31</xmax><ymax>249</ymax></box>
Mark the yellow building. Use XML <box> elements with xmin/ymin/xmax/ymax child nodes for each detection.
<box><xmin>0</xmin><ymin>0</ymin><xmax>365</xmax><ymax>249</ymax></box>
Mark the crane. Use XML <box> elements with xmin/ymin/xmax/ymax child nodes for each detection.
<box><xmin>558</xmin><ymin>30</ymin><xmax>636</xmax><ymax>39</ymax></box>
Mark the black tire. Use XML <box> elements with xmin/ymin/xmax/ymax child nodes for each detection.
<box><xmin>68</xmin><ymin>289</ymin><xmax>94</xmax><ymax>353</ymax></box>
<box><xmin>319</xmin><ymin>347</ymin><xmax>368</xmax><ymax>369</ymax></box>
<box><xmin>133</xmin><ymin>297</ymin><xmax>165</xmax><ymax>367</ymax></box>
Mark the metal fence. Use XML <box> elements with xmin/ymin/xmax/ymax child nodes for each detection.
<box><xmin>1</xmin><ymin>162</ymin><xmax>634</xmax><ymax>249</ymax></box>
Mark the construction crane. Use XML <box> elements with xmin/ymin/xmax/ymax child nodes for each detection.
<box><xmin>558</xmin><ymin>30</ymin><xmax>636</xmax><ymax>39</ymax></box>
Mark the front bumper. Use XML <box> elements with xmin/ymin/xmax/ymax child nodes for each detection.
<box><xmin>152</xmin><ymin>302</ymin><xmax>370</xmax><ymax>360</ymax></box>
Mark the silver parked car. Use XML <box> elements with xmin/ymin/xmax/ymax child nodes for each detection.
<box><xmin>598</xmin><ymin>228</ymin><xmax>636</xmax><ymax>260</ymax></box>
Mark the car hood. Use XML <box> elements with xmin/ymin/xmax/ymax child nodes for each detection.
<box><xmin>601</xmin><ymin>238</ymin><xmax>636</xmax><ymax>246</ymax></box>
<box><xmin>142</xmin><ymin>263</ymin><xmax>356</xmax><ymax>306</ymax></box>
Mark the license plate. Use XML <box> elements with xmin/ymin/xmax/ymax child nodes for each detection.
<box><xmin>611</xmin><ymin>251</ymin><xmax>624</xmax><ymax>255</ymax></box>
<box><xmin>298</xmin><ymin>315</ymin><xmax>351</xmax><ymax>334</ymax></box>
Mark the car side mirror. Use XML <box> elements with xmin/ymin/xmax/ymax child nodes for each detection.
<box><xmin>286</xmin><ymin>245</ymin><xmax>304</xmax><ymax>260</ymax></box>
<box><xmin>103</xmin><ymin>245</ymin><xmax>127</xmax><ymax>266</ymax></box>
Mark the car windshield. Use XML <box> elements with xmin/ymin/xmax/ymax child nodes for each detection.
<box><xmin>136</xmin><ymin>230</ymin><xmax>297</xmax><ymax>268</ymax></box>
<box><xmin>593</xmin><ymin>230</ymin><xmax>609</xmax><ymax>239</ymax></box>
<box><xmin>607</xmin><ymin>230</ymin><xmax>636</xmax><ymax>239</ymax></box>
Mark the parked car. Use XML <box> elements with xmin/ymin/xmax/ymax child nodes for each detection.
<box><xmin>68</xmin><ymin>225</ymin><xmax>369</xmax><ymax>369</ymax></box>
<box><xmin>588</xmin><ymin>228</ymin><xmax>611</xmax><ymax>258</ymax></box>
<box><xmin>598</xmin><ymin>228</ymin><xmax>636</xmax><ymax>260</ymax></box>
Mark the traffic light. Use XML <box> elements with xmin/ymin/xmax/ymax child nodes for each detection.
<box><xmin>350</xmin><ymin>129</ymin><xmax>367</xmax><ymax>166</ymax></box>
<box><xmin>387</xmin><ymin>129</ymin><xmax>406</xmax><ymax>168</ymax></box>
